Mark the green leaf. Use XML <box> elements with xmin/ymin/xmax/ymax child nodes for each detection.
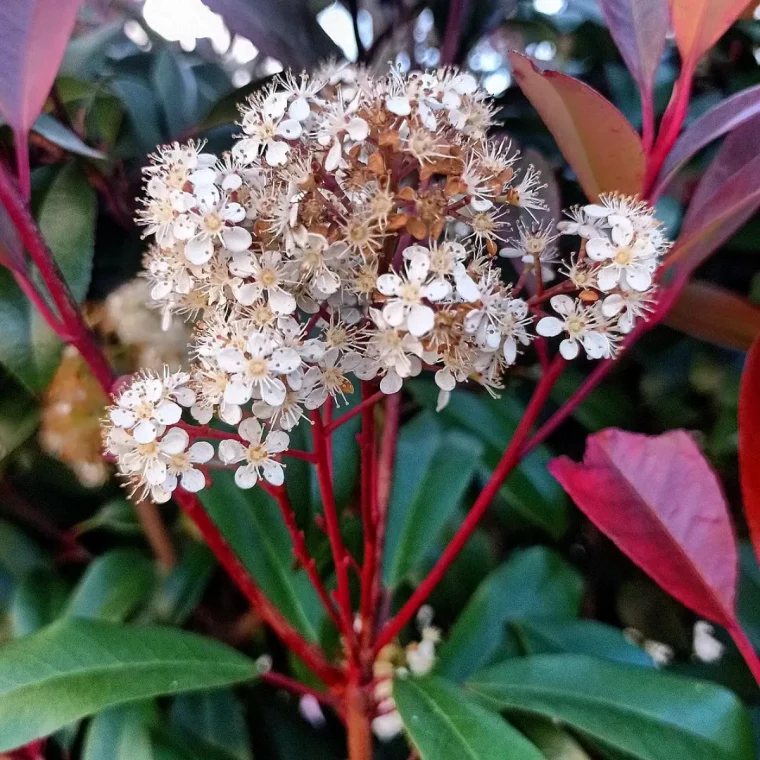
<box><xmin>10</xmin><ymin>570</ymin><xmax>69</xmax><ymax>637</ymax></box>
<box><xmin>83</xmin><ymin>705</ymin><xmax>155</xmax><ymax>760</ymax></box>
<box><xmin>111</xmin><ymin>77</ymin><xmax>164</xmax><ymax>155</ymax></box>
<box><xmin>144</xmin><ymin>542</ymin><xmax>214</xmax><ymax>626</ymax></box>
<box><xmin>200</xmin><ymin>470</ymin><xmax>323</xmax><ymax>641</ymax></box>
<box><xmin>468</xmin><ymin>654</ymin><xmax>755</xmax><ymax>760</ymax></box>
<box><xmin>153</xmin><ymin>48</ymin><xmax>199</xmax><ymax>138</ymax></box>
<box><xmin>409</xmin><ymin>382</ymin><xmax>568</xmax><ymax>537</ymax></box>
<box><xmin>33</xmin><ymin>114</ymin><xmax>106</xmax><ymax>159</ymax></box>
<box><xmin>76</xmin><ymin>498</ymin><xmax>143</xmax><ymax>537</ymax></box>
<box><xmin>515</xmin><ymin>717</ymin><xmax>592</xmax><ymax>760</ymax></box>
<box><xmin>393</xmin><ymin>675</ymin><xmax>544</xmax><ymax>760</ymax></box>
<box><xmin>171</xmin><ymin>689</ymin><xmax>252</xmax><ymax>760</ymax></box>
<box><xmin>65</xmin><ymin>549</ymin><xmax>157</xmax><ymax>622</ymax></box>
<box><xmin>436</xmin><ymin>547</ymin><xmax>583</xmax><ymax>682</ymax></box>
<box><xmin>0</xmin><ymin>371</ymin><xmax>39</xmax><ymax>462</ymax></box>
<box><xmin>0</xmin><ymin>162</ymin><xmax>95</xmax><ymax>392</ymax></box>
<box><xmin>512</xmin><ymin>619</ymin><xmax>655</xmax><ymax>667</ymax></box>
<box><xmin>0</xmin><ymin>519</ymin><xmax>50</xmax><ymax>578</ymax></box>
<box><xmin>200</xmin><ymin>78</ymin><xmax>271</xmax><ymax>131</ymax></box>
<box><xmin>0</xmin><ymin>618</ymin><xmax>256</xmax><ymax>751</ymax></box>
<box><xmin>384</xmin><ymin>412</ymin><xmax>482</xmax><ymax>588</ymax></box>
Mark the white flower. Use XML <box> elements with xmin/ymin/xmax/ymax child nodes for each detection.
<box><xmin>218</xmin><ymin>418</ymin><xmax>289</xmax><ymax>488</ymax></box>
<box><xmin>536</xmin><ymin>295</ymin><xmax>615</xmax><ymax>360</ymax></box>
<box><xmin>376</xmin><ymin>252</ymin><xmax>447</xmax><ymax>337</ymax></box>
<box><xmin>173</xmin><ymin>190</ymin><xmax>251</xmax><ymax>265</ymax></box>
<box><xmin>218</xmin><ymin>332</ymin><xmax>301</xmax><ymax>407</ymax></box>
<box><xmin>693</xmin><ymin>621</ymin><xmax>725</xmax><ymax>664</ymax></box>
<box><xmin>601</xmin><ymin>289</ymin><xmax>654</xmax><ymax>333</ymax></box>
<box><xmin>109</xmin><ymin>371</ymin><xmax>195</xmax><ymax>444</ymax></box>
<box><xmin>586</xmin><ymin>219</ymin><xmax>657</xmax><ymax>293</ymax></box>
<box><xmin>230</xmin><ymin>250</ymin><xmax>296</xmax><ymax>314</ymax></box>
<box><xmin>303</xmin><ymin>348</ymin><xmax>361</xmax><ymax>408</ymax></box>
<box><xmin>317</xmin><ymin>95</ymin><xmax>370</xmax><ymax>171</ymax></box>
<box><xmin>149</xmin><ymin>427</ymin><xmax>214</xmax><ymax>503</ymax></box>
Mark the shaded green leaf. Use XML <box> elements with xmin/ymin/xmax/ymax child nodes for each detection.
<box><xmin>384</xmin><ymin>412</ymin><xmax>482</xmax><ymax>588</ymax></box>
<box><xmin>10</xmin><ymin>570</ymin><xmax>69</xmax><ymax>637</ymax></box>
<box><xmin>200</xmin><ymin>470</ymin><xmax>323</xmax><ymax>641</ymax></box>
<box><xmin>0</xmin><ymin>519</ymin><xmax>50</xmax><ymax>578</ymax></box>
<box><xmin>153</xmin><ymin>48</ymin><xmax>199</xmax><ymax>137</ymax></box>
<box><xmin>65</xmin><ymin>549</ymin><xmax>157</xmax><ymax>622</ymax></box>
<box><xmin>513</xmin><ymin>619</ymin><xmax>655</xmax><ymax>667</ymax></box>
<box><xmin>468</xmin><ymin>654</ymin><xmax>754</xmax><ymax>760</ymax></box>
<box><xmin>0</xmin><ymin>618</ymin><xmax>256</xmax><ymax>751</ymax></box>
<box><xmin>436</xmin><ymin>547</ymin><xmax>583</xmax><ymax>681</ymax></box>
<box><xmin>200</xmin><ymin>77</ymin><xmax>271</xmax><ymax>131</ymax></box>
<box><xmin>171</xmin><ymin>689</ymin><xmax>252</xmax><ymax>760</ymax></box>
<box><xmin>83</xmin><ymin>704</ymin><xmax>155</xmax><ymax>760</ymax></box>
<box><xmin>394</xmin><ymin>674</ymin><xmax>544</xmax><ymax>760</ymax></box>
<box><xmin>33</xmin><ymin>114</ymin><xmax>106</xmax><ymax>159</ymax></box>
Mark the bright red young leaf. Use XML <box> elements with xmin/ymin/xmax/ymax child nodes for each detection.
<box><xmin>667</xmin><ymin>115</ymin><xmax>760</xmax><ymax>274</ymax></box>
<box><xmin>508</xmin><ymin>53</ymin><xmax>645</xmax><ymax>201</ymax></box>
<box><xmin>0</xmin><ymin>0</ymin><xmax>82</xmax><ymax>135</ymax></box>
<box><xmin>669</xmin><ymin>0</ymin><xmax>749</xmax><ymax>65</ymax></box>
<box><xmin>598</xmin><ymin>0</ymin><xmax>669</xmax><ymax>114</ymax></box>
<box><xmin>550</xmin><ymin>429</ymin><xmax>737</xmax><ymax>625</ymax></box>
<box><xmin>740</xmin><ymin>338</ymin><xmax>760</xmax><ymax>565</ymax></box>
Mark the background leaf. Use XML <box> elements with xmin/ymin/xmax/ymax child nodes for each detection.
<box><xmin>394</xmin><ymin>674</ymin><xmax>544</xmax><ymax>760</ymax></box>
<box><xmin>83</xmin><ymin>705</ymin><xmax>155</xmax><ymax>760</ymax></box>
<box><xmin>669</xmin><ymin>0</ymin><xmax>749</xmax><ymax>64</ymax></box>
<box><xmin>0</xmin><ymin>618</ymin><xmax>256</xmax><ymax>751</ymax></box>
<box><xmin>740</xmin><ymin>338</ymin><xmax>760</xmax><ymax>568</ymax></box>
<box><xmin>509</xmin><ymin>52</ymin><xmax>645</xmax><ymax>200</ymax></box>
<box><xmin>0</xmin><ymin>0</ymin><xmax>82</xmax><ymax>134</ymax></box>
<box><xmin>469</xmin><ymin>654</ymin><xmax>755</xmax><ymax>760</ymax></box>
<box><xmin>436</xmin><ymin>547</ymin><xmax>583</xmax><ymax>681</ymax></box>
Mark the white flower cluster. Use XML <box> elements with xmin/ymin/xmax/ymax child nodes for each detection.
<box><xmin>104</xmin><ymin>66</ymin><xmax>669</xmax><ymax>502</ymax></box>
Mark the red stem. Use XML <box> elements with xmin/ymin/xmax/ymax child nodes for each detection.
<box><xmin>262</xmin><ymin>482</ymin><xmax>345</xmax><ymax>633</ymax></box>
<box><xmin>311</xmin><ymin>410</ymin><xmax>358</xmax><ymax>653</ymax></box>
<box><xmin>14</xmin><ymin>131</ymin><xmax>31</xmax><ymax>199</ymax></box>
<box><xmin>326</xmin><ymin>389</ymin><xmax>385</xmax><ymax>434</ymax></box>
<box><xmin>261</xmin><ymin>670</ymin><xmax>340</xmax><ymax>710</ymax></box>
<box><xmin>374</xmin><ymin>358</ymin><xmax>565</xmax><ymax>651</ymax></box>
<box><xmin>440</xmin><ymin>0</ymin><xmax>469</xmax><ymax>65</ymax></box>
<box><xmin>641</xmin><ymin>89</ymin><xmax>656</xmax><ymax>156</ymax></box>
<box><xmin>0</xmin><ymin>161</ymin><xmax>115</xmax><ymax>393</ymax></box>
<box><xmin>173</xmin><ymin>489</ymin><xmax>343</xmax><ymax>685</ymax></box>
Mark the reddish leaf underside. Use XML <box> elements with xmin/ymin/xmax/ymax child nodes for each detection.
<box><xmin>508</xmin><ymin>52</ymin><xmax>645</xmax><ymax>202</ymax></box>
<box><xmin>740</xmin><ymin>338</ymin><xmax>760</xmax><ymax>565</ymax></box>
<box><xmin>549</xmin><ymin>429</ymin><xmax>737</xmax><ymax>626</ymax></box>
<box><xmin>0</xmin><ymin>0</ymin><xmax>82</xmax><ymax>134</ymax></box>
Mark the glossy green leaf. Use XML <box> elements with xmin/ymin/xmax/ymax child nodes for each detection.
<box><xmin>83</xmin><ymin>705</ymin><xmax>155</xmax><ymax>760</ymax></box>
<box><xmin>65</xmin><ymin>549</ymin><xmax>157</xmax><ymax>622</ymax></box>
<box><xmin>384</xmin><ymin>412</ymin><xmax>482</xmax><ymax>588</ymax></box>
<box><xmin>468</xmin><ymin>654</ymin><xmax>755</xmax><ymax>760</ymax></box>
<box><xmin>76</xmin><ymin>498</ymin><xmax>143</xmax><ymax>537</ymax></box>
<box><xmin>144</xmin><ymin>542</ymin><xmax>214</xmax><ymax>626</ymax></box>
<box><xmin>409</xmin><ymin>382</ymin><xmax>568</xmax><ymax>536</ymax></box>
<box><xmin>0</xmin><ymin>162</ymin><xmax>96</xmax><ymax>392</ymax></box>
<box><xmin>33</xmin><ymin>114</ymin><xmax>106</xmax><ymax>159</ymax></box>
<box><xmin>516</xmin><ymin>717</ymin><xmax>592</xmax><ymax>760</ymax></box>
<box><xmin>171</xmin><ymin>689</ymin><xmax>252</xmax><ymax>760</ymax></box>
<box><xmin>111</xmin><ymin>77</ymin><xmax>164</xmax><ymax>155</ymax></box>
<box><xmin>0</xmin><ymin>618</ymin><xmax>256</xmax><ymax>751</ymax></box>
<box><xmin>0</xmin><ymin>519</ymin><xmax>50</xmax><ymax>578</ymax></box>
<box><xmin>436</xmin><ymin>547</ymin><xmax>583</xmax><ymax>681</ymax></box>
<box><xmin>200</xmin><ymin>77</ymin><xmax>271</xmax><ymax>131</ymax></box>
<box><xmin>394</xmin><ymin>675</ymin><xmax>544</xmax><ymax>760</ymax></box>
<box><xmin>513</xmin><ymin>619</ymin><xmax>655</xmax><ymax>667</ymax></box>
<box><xmin>10</xmin><ymin>570</ymin><xmax>69</xmax><ymax>637</ymax></box>
<box><xmin>200</xmin><ymin>470</ymin><xmax>323</xmax><ymax>641</ymax></box>
<box><xmin>153</xmin><ymin>48</ymin><xmax>199</xmax><ymax>137</ymax></box>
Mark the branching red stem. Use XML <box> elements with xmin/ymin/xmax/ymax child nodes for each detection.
<box><xmin>326</xmin><ymin>389</ymin><xmax>385</xmax><ymax>434</ymax></box>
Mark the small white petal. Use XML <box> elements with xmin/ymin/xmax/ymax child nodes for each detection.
<box><xmin>586</xmin><ymin>237</ymin><xmax>613</xmax><ymax>261</ymax></box>
<box><xmin>288</xmin><ymin>97</ymin><xmax>310</xmax><ymax>121</ymax></box>
<box><xmin>185</xmin><ymin>237</ymin><xmax>214</xmax><ymax>265</ymax></box>
<box><xmin>597</xmin><ymin>266</ymin><xmax>621</xmax><ymax>292</ymax></box>
<box><xmin>155</xmin><ymin>400</ymin><xmax>182</xmax><ymax>425</ymax></box>
<box><xmin>110</xmin><ymin>407</ymin><xmax>136</xmax><ymax>428</ymax></box>
<box><xmin>188</xmin><ymin>441</ymin><xmax>214</xmax><ymax>463</ymax></box>
<box><xmin>265</xmin><ymin>141</ymin><xmax>290</xmax><ymax>166</ymax></box>
<box><xmin>601</xmin><ymin>294</ymin><xmax>625</xmax><ymax>318</ymax></box>
<box><xmin>382</xmin><ymin>300</ymin><xmax>406</xmax><ymax>327</ymax></box>
<box><xmin>346</xmin><ymin>117</ymin><xmax>369</xmax><ymax>141</ymax></box>
<box><xmin>219</xmin><ymin>439</ymin><xmax>247</xmax><ymax>464</ymax></box>
<box><xmin>536</xmin><ymin>316</ymin><xmax>564</xmax><ymax>337</ymax></box>
<box><xmin>267</xmin><ymin>430</ymin><xmax>290</xmax><ymax>453</ymax></box>
<box><xmin>407</xmin><ymin>304</ymin><xmax>435</xmax><ymax>337</ymax></box>
<box><xmin>559</xmin><ymin>338</ymin><xmax>580</xmax><ymax>360</ymax></box>
<box><xmin>133</xmin><ymin>420</ymin><xmax>158</xmax><ymax>444</ymax></box>
<box><xmin>386</xmin><ymin>97</ymin><xmax>411</xmax><ymax>116</ymax></box>
<box><xmin>239</xmin><ymin>417</ymin><xmax>263</xmax><ymax>443</ymax></box>
<box><xmin>159</xmin><ymin>427</ymin><xmax>189</xmax><ymax>455</ymax></box>
<box><xmin>180</xmin><ymin>468</ymin><xmax>206</xmax><ymax>493</ymax></box>
<box><xmin>222</xmin><ymin>226</ymin><xmax>252</xmax><ymax>253</ymax></box>
<box><xmin>261</xmin><ymin>460</ymin><xmax>285</xmax><ymax>486</ymax></box>
<box><xmin>325</xmin><ymin>140</ymin><xmax>342</xmax><ymax>172</ymax></box>
<box><xmin>625</xmin><ymin>265</ymin><xmax>652</xmax><ymax>292</ymax></box>
<box><xmin>380</xmin><ymin>371</ymin><xmax>403</xmax><ymax>394</ymax></box>
<box><xmin>376</xmin><ymin>273</ymin><xmax>401</xmax><ymax>296</ymax></box>
<box><xmin>276</xmin><ymin>118</ymin><xmax>303</xmax><ymax>140</ymax></box>
<box><xmin>550</xmin><ymin>295</ymin><xmax>575</xmax><ymax>316</ymax></box>
<box><xmin>234</xmin><ymin>465</ymin><xmax>258</xmax><ymax>489</ymax></box>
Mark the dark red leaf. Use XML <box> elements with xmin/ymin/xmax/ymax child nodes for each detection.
<box><xmin>599</xmin><ymin>0</ymin><xmax>669</xmax><ymax>110</ymax></box>
<box><xmin>667</xmin><ymin>115</ymin><xmax>760</xmax><ymax>274</ymax></box>
<box><xmin>655</xmin><ymin>84</ymin><xmax>760</xmax><ymax>195</ymax></box>
<box><xmin>0</xmin><ymin>0</ymin><xmax>82</xmax><ymax>135</ymax></box>
<box><xmin>740</xmin><ymin>338</ymin><xmax>760</xmax><ymax>565</ymax></box>
<box><xmin>549</xmin><ymin>429</ymin><xmax>737</xmax><ymax>625</ymax></box>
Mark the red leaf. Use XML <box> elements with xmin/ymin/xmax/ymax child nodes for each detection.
<box><xmin>0</xmin><ymin>0</ymin><xmax>82</xmax><ymax>135</ymax></box>
<box><xmin>669</xmin><ymin>0</ymin><xmax>749</xmax><ymax>65</ymax></box>
<box><xmin>508</xmin><ymin>52</ymin><xmax>645</xmax><ymax>201</ymax></box>
<box><xmin>667</xmin><ymin>115</ymin><xmax>760</xmax><ymax>274</ymax></box>
<box><xmin>549</xmin><ymin>429</ymin><xmax>736</xmax><ymax>625</ymax></box>
<box><xmin>654</xmin><ymin>83</ymin><xmax>760</xmax><ymax>195</ymax></box>
<box><xmin>599</xmin><ymin>0</ymin><xmax>669</xmax><ymax>108</ymax></box>
<box><xmin>740</xmin><ymin>338</ymin><xmax>760</xmax><ymax>565</ymax></box>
